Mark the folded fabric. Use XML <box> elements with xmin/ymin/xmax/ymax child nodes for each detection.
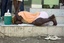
<box><xmin>18</xmin><ymin>11</ymin><xmax>40</xmax><ymax>23</ymax></box>
<box><xmin>18</xmin><ymin>11</ymin><xmax>48</xmax><ymax>23</ymax></box>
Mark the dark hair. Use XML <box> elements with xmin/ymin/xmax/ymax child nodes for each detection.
<box><xmin>13</xmin><ymin>15</ymin><xmax>23</xmax><ymax>24</ymax></box>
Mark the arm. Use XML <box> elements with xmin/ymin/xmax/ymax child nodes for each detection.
<box><xmin>13</xmin><ymin>0</ymin><xmax>21</xmax><ymax>19</ymax></box>
<box><xmin>13</xmin><ymin>0</ymin><xmax>23</xmax><ymax>24</ymax></box>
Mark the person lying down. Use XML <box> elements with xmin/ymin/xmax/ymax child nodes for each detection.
<box><xmin>12</xmin><ymin>11</ymin><xmax>57</xmax><ymax>26</ymax></box>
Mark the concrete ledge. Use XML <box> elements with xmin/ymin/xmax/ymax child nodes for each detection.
<box><xmin>0</xmin><ymin>26</ymin><xmax>64</xmax><ymax>37</ymax></box>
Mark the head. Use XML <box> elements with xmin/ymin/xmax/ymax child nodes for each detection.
<box><xmin>12</xmin><ymin>15</ymin><xmax>23</xmax><ymax>24</ymax></box>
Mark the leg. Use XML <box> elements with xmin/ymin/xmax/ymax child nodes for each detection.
<box><xmin>12</xmin><ymin>1</ymin><xmax>23</xmax><ymax>24</ymax></box>
<box><xmin>13</xmin><ymin>0</ymin><xmax>22</xmax><ymax>13</ymax></box>
<box><xmin>13</xmin><ymin>0</ymin><xmax>18</xmax><ymax>14</ymax></box>
<box><xmin>32</xmin><ymin>18</ymin><xmax>51</xmax><ymax>26</ymax></box>
<box><xmin>1</xmin><ymin>0</ymin><xmax>12</xmax><ymax>17</ymax></box>
<box><xmin>0</xmin><ymin>1</ymin><xmax>1</xmax><ymax>9</ymax></box>
<box><xmin>13</xmin><ymin>0</ymin><xmax>21</xmax><ymax>19</ymax></box>
<box><xmin>32</xmin><ymin>15</ymin><xmax>57</xmax><ymax>26</ymax></box>
<box><xmin>1</xmin><ymin>0</ymin><xmax>7</xmax><ymax>17</ymax></box>
<box><xmin>19</xmin><ymin>0</ymin><xmax>24</xmax><ymax>11</ymax></box>
<box><xmin>6</xmin><ymin>0</ymin><xmax>12</xmax><ymax>13</ymax></box>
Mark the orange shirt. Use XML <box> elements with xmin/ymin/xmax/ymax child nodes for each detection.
<box><xmin>18</xmin><ymin>11</ymin><xmax>40</xmax><ymax>23</ymax></box>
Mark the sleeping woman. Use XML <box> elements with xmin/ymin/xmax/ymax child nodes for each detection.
<box><xmin>12</xmin><ymin>11</ymin><xmax>57</xmax><ymax>26</ymax></box>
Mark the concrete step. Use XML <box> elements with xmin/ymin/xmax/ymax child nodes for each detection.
<box><xmin>30</xmin><ymin>8</ymin><xmax>64</xmax><ymax>16</ymax></box>
<box><xmin>0</xmin><ymin>25</ymin><xmax>64</xmax><ymax>37</ymax></box>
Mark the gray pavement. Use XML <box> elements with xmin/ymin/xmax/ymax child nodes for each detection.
<box><xmin>0</xmin><ymin>36</ymin><xmax>64</xmax><ymax>43</ymax></box>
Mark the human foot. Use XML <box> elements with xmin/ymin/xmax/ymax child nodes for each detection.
<box><xmin>49</xmin><ymin>15</ymin><xmax>57</xmax><ymax>26</ymax></box>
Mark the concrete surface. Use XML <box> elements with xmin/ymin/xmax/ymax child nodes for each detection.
<box><xmin>0</xmin><ymin>26</ymin><xmax>64</xmax><ymax>37</ymax></box>
<box><xmin>0</xmin><ymin>36</ymin><xmax>64</xmax><ymax>43</ymax></box>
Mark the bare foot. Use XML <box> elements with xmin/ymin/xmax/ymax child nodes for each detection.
<box><xmin>49</xmin><ymin>15</ymin><xmax>57</xmax><ymax>26</ymax></box>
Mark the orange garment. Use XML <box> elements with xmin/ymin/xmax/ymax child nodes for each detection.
<box><xmin>18</xmin><ymin>11</ymin><xmax>40</xmax><ymax>23</ymax></box>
